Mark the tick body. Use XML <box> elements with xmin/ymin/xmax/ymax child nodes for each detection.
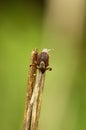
<box><xmin>30</xmin><ymin>49</ymin><xmax>52</xmax><ymax>73</ymax></box>
<box><xmin>37</xmin><ymin>49</ymin><xmax>51</xmax><ymax>73</ymax></box>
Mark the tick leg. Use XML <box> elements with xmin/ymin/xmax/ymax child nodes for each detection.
<box><xmin>36</xmin><ymin>66</ymin><xmax>40</xmax><ymax>69</ymax></box>
<box><xmin>30</xmin><ymin>61</ymin><xmax>37</xmax><ymax>67</ymax></box>
<box><xmin>30</xmin><ymin>64</ymin><xmax>35</xmax><ymax>67</ymax></box>
<box><xmin>46</xmin><ymin>66</ymin><xmax>52</xmax><ymax>71</ymax></box>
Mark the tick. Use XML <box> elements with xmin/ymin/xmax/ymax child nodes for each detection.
<box><xmin>37</xmin><ymin>49</ymin><xmax>52</xmax><ymax>73</ymax></box>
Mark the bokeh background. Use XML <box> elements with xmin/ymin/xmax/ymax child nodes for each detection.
<box><xmin>0</xmin><ymin>0</ymin><xmax>86</xmax><ymax>130</ymax></box>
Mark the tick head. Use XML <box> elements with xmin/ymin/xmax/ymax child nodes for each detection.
<box><xmin>39</xmin><ymin>61</ymin><xmax>46</xmax><ymax>73</ymax></box>
<box><xmin>40</xmin><ymin>61</ymin><xmax>45</xmax><ymax>69</ymax></box>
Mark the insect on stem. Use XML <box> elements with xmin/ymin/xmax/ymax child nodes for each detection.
<box><xmin>23</xmin><ymin>48</ymin><xmax>52</xmax><ymax>130</ymax></box>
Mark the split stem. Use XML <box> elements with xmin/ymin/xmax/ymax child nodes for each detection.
<box><xmin>23</xmin><ymin>49</ymin><xmax>46</xmax><ymax>130</ymax></box>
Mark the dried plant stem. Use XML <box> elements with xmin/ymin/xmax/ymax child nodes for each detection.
<box><xmin>23</xmin><ymin>49</ymin><xmax>38</xmax><ymax>130</ymax></box>
<box><xmin>26</xmin><ymin>71</ymin><xmax>45</xmax><ymax>130</ymax></box>
<box><xmin>23</xmin><ymin>49</ymin><xmax>46</xmax><ymax>130</ymax></box>
<box><xmin>35</xmin><ymin>72</ymin><xmax>45</xmax><ymax>130</ymax></box>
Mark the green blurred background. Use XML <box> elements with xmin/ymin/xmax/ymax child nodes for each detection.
<box><xmin>0</xmin><ymin>0</ymin><xmax>86</xmax><ymax>130</ymax></box>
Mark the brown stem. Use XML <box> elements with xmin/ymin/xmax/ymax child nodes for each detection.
<box><xmin>23</xmin><ymin>48</ymin><xmax>38</xmax><ymax>130</ymax></box>
<box><xmin>23</xmin><ymin>48</ymin><xmax>51</xmax><ymax>130</ymax></box>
